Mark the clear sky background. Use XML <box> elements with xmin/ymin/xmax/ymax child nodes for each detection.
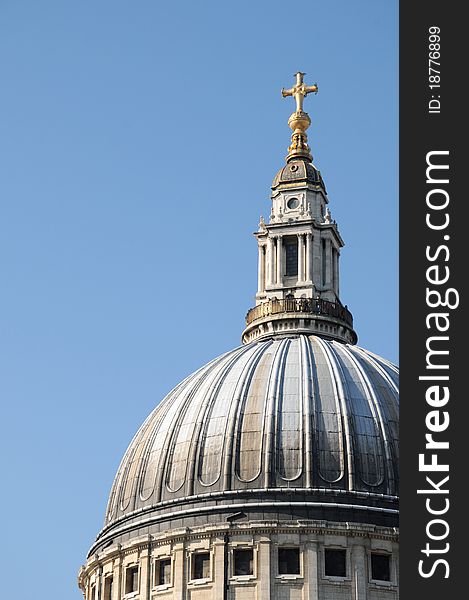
<box><xmin>0</xmin><ymin>1</ymin><xmax>397</xmax><ymax>598</ymax></box>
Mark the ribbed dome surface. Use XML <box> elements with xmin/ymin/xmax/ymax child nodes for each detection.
<box><xmin>272</xmin><ymin>159</ymin><xmax>326</xmax><ymax>191</ymax></box>
<box><xmin>104</xmin><ymin>335</ymin><xmax>399</xmax><ymax>533</ymax></box>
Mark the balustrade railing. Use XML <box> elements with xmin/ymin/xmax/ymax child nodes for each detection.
<box><xmin>245</xmin><ymin>297</ymin><xmax>353</xmax><ymax>327</ymax></box>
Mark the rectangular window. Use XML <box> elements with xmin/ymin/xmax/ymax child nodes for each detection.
<box><xmin>125</xmin><ymin>566</ymin><xmax>139</xmax><ymax>594</ymax></box>
<box><xmin>156</xmin><ymin>558</ymin><xmax>172</xmax><ymax>586</ymax></box>
<box><xmin>104</xmin><ymin>576</ymin><xmax>113</xmax><ymax>600</ymax></box>
<box><xmin>90</xmin><ymin>585</ymin><xmax>96</xmax><ymax>600</ymax></box>
<box><xmin>371</xmin><ymin>553</ymin><xmax>390</xmax><ymax>581</ymax></box>
<box><xmin>192</xmin><ymin>552</ymin><xmax>210</xmax><ymax>580</ymax></box>
<box><xmin>324</xmin><ymin>549</ymin><xmax>346</xmax><ymax>577</ymax></box>
<box><xmin>285</xmin><ymin>238</ymin><xmax>298</xmax><ymax>277</ymax></box>
<box><xmin>278</xmin><ymin>547</ymin><xmax>300</xmax><ymax>575</ymax></box>
<box><xmin>233</xmin><ymin>548</ymin><xmax>253</xmax><ymax>576</ymax></box>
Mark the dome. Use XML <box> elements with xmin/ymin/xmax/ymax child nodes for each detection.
<box><xmin>272</xmin><ymin>158</ymin><xmax>327</xmax><ymax>191</ymax></box>
<box><xmin>91</xmin><ymin>334</ymin><xmax>399</xmax><ymax>554</ymax></box>
<box><xmin>80</xmin><ymin>77</ymin><xmax>400</xmax><ymax>600</ymax></box>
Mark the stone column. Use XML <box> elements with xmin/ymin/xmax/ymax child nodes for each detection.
<box><xmin>331</xmin><ymin>247</ymin><xmax>335</xmax><ymax>293</ymax></box>
<box><xmin>276</xmin><ymin>236</ymin><xmax>282</xmax><ymax>285</ymax></box>
<box><xmin>298</xmin><ymin>234</ymin><xmax>305</xmax><ymax>282</ymax></box>
<box><xmin>261</xmin><ymin>245</ymin><xmax>266</xmax><ymax>292</ymax></box>
<box><xmin>312</xmin><ymin>233</ymin><xmax>321</xmax><ymax>289</ymax></box>
<box><xmin>303</xmin><ymin>540</ymin><xmax>319</xmax><ymax>600</ymax></box>
<box><xmin>335</xmin><ymin>249</ymin><xmax>340</xmax><ymax>296</ymax></box>
<box><xmin>258</xmin><ymin>244</ymin><xmax>265</xmax><ymax>293</ymax></box>
<box><xmin>306</xmin><ymin>233</ymin><xmax>312</xmax><ymax>282</ymax></box>
<box><xmin>268</xmin><ymin>237</ymin><xmax>275</xmax><ymax>286</ymax></box>
<box><xmin>257</xmin><ymin>244</ymin><xmax>264</xmax><ymax>294</ymax></box>
<box><xmin>257</xmin><ymin>537</ymin><xmax>271</xmax><ymax>600</ymax></box>
<box><xmin>325</xmin><ymin>238</ymin><xmax>333</xmax><ymax>289</ymax></box>
<box><xmin>351</xmin><ymin>544</ymin><xmax>368</xmax><ymax>600</ymax></box>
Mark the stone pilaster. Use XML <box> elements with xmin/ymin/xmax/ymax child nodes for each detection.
<box><xmin>173</xmin><ymin>542</ymin><xmax>186</xmax><ymax>599</ymax></box>
<box><xmin>116</xmin><ymin>552</ymin><xmax>123</xmax><ymax>600</ymax></box>
<box><xmin>303</xmin><ymin>540</ymin><xmax>319</xmax><ymax>600</ymax></box>
<box><xmin>139</xmin><ymin>541</ymin><xmax>152</xmax><ymax>600</ymax></box>
<box><xmin>109</xmin><ymin>563</ymin><xmax>118</xmax><ymax>600</ymax></box>
<box><xmin>257</xmin><ymin>537</ymin><xmax>271</xmax><ymax>600</ymax></box>
<box><xmin>351</xmin><ymin>544</ymin><xmax>368</xmax><ymax>600</ymax></box>
<box><xmin>96</xmin><ymin>564</ymin><xmax>103</xmax><ymax>600</ymax></box>
<box><xmin>213</xmin><ymin>537</ymin><xmax>226</xmax><ymax>600</ymax></box>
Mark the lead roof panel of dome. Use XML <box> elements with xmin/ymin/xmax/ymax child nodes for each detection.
<box><xmin>272</xmin><ymin>159</ymin><xmax>326</xmax><ymax>191</ymax></box>
<box><xmin>105</xmin><ymin>334</ymin><xmax>399</xmax><ymax>529</ymax></box>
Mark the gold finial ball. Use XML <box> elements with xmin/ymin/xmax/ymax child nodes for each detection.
<box><xmin>287</xmin><ymin>110</ymin><xmax>311</xmax><ymax>134</ymax></box>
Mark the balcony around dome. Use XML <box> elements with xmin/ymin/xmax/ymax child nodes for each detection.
<box><xmin>242</xmin><ymin>297</ymin><xmax>357</xmax><ymax>345</ymax></box>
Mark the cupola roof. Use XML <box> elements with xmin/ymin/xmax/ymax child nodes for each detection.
<box><xmin>90</xmin><ymin>335</ymin><xmax>399</xmax><ymax>556</ymax></box>
<box><xmin>272</xmin><ymin>158</ymin><xmax>327</xmax><ymax>192</ymax></box>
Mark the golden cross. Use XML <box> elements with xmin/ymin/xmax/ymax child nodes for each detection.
<box><xmin>282</xmin><ymin>72</ymin><xmax>318</xmax><ymax>113</ymax></box>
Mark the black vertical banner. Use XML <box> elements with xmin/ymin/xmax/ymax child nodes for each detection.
<box><xmin>400</xmin><ymin>2</ymin><xmax>466</xmax><ymax>599</ymax></box>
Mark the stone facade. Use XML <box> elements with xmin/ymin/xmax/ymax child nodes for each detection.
<box><xmin>79</xmin><ymin>521</ymin><xmax>399</xmax><ymax>600</ymax></box>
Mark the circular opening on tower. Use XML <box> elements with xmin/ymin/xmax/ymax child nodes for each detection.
<box><xmin>287</xmin><ymin>197</ymin><xmax>299</xmax><ymax>209</ymax></box>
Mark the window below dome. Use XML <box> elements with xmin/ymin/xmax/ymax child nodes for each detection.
<box><xmin>125</xmin><ymin>566</ymin><xmax>139</xmax><ymax>594</ymax></box>
<box><xmin>155</xmin><ymin>558</ymin><xmax>172</xmax><ymax>586</ymax></box>
<box><xmin>233</xmin><ymin>548</ymin><xmax>254</xmax><ymax>576</ymax></box>
<box><xmin>192</xmin><ymin>552</ymin><xmax>211</xmax><ymax>580</ymax></box>
<box><xmin>324</xmin><ymin>549</ymin><xmax>346</xmax><ymax>577</ymax></box>
<box><xmin>371</xmin><ymin>553</ymin><xmax>391</xmax><ymax>581</ymax></box>
<box><xmin>278</xmin><ymin>547</ymin><xmax>301</xmax><ymax>575</ymax></box>
<box><xmin>285</xmin><ymin>237</ymin><xmax>298</xmax><ymax>277</ymax></box>
<box><xmin>103</xmin><ymin>576</ymin><xmax>113</xmax><ymax>600</ymax></box>
<box><xmin>90</xmin><ymin>584</ymin><xmax>96</xmax><ymax>600</ymax></box>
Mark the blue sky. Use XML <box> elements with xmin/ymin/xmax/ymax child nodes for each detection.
<box><xmin>0</xmin><ymin>1</ymin><xmax>397</xmax><ymax>598</ymax></box>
